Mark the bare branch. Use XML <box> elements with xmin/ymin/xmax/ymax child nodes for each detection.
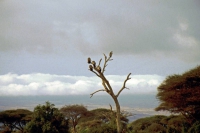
<box><xmin>100</xmin><ymin>74</ymin><xmax>115</xmax><ymax>95</ymax></box>
<box><xmin>103</xmin><ymin>53</ymin><xmax>107</xmax><ymax>60</ymax></box>
<box><xmin>102</xmin><ymin>55</ymin><xmax>111</xmax><ymax>73</ymax></box>
<box><xmin>116</xmin><ymin>73</ymin><xmax>131</xmax><ymax>97</ymax></box>
<box><xmin>102</xmin><ymin>81</ymin><xmax>110</xmax><ymax>92</ymax></box>
<box><xmin>108</xmin><ymin>58</ymin><xmax>113</xmax><ymax>61</ymax></box>
<box><xmin>102</xmin><ymin>54</ymin><xmax>107</xmax><ymax>73</ymax></box>
<box><xmin>125</xmin><ymin>87</ymin><xmax>130</xmax><ymax>90</ymax></box>
<box><xmin>109</xmin><ymin>104</ymin><xmax>113</xmax><ymax>111</ymax></box>
<box><xmin>87</xmin><ymin>51</ymin><xmax>131</xmax><ymax>133</ymax></box>
<box><xmin>98</xmin><ymin>58</ymin><xmax>102</xmax><ymax>66</ymax></box>
<box><xmin>90</xmin><ymin>89</ymin><xmax>105</xmax><ymax>98</ymax></box>
<box><xmin>89</xmin><ymin>69</ymin><xmax>100</xmax><ymax>77</ymax></box>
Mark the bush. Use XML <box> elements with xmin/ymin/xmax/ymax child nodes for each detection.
<box><xmin>128</xmin><ymin>115</ymin><xmax>192</xmax><ymax>133</ymax></box>
<box><xmin>24</xmin><ymin>102</ymin><xmax>69</xmax><ymax>133</ymax></box>
<box><xmin>128</xmin><ymin>115</ymin><xmax>167</xmax><ymax>132</ymax></box>
<box><xmin>147</xmin><ymin>123</ymin><xmax>166</xmax><ymax>133</ymax></box>
<box><xmin>188</xmin><ymin>121</ymin><xmax>200</xmax><ymax>133</ymax></box>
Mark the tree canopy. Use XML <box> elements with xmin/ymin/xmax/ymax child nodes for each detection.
<box><xmin>155</xmin><ymin>66</ymin><xmax>200</xmax><ymax>122</ymax></box>
<box><xmin>24</xmin><ymin>101</ymin><xmax>69</xmax><ymax>133</ymax></box>
<box><xmin>77</xmin><ymin>108</ymin><xmax>129</xmax><ymax>133</ymax></box>
<box><xmin>0</xmin><ymin>109</ymin><xmax>32</xmax><ymax>132</ymax></box>
<box><xmin>60</xmin><ymin>104</ymin><xmax>87</xmax><ymax>133</ymax></box>
<box><xmin>128</xmin><ymin>115</ymin><xmax>190</xmax><ymax>133</ymax></box>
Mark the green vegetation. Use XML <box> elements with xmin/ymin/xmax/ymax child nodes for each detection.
<box><xmin>60</xmin><ymin>105</ymin><xmax>87</xmax><ymax>133</ymax></box>
<box><xmin>77</xmin><ymin>108</ymin><xmax>118</xmax><ymax>133</ymax></box>
<box><xmin>128</xmin><ymin>115</ymin><xmax>190</xmax><ymax>133</ymax></box>
<box><xmin>0</xmin><ymin>104</ymin><xmax>199</xmax><ymax>133</ymax></box>
<box><xmin>77</xmin><ymin>108</ymin><xmax>129</xmax><ymax>133</ymax></box>
<box><xmin>0</xmin><ymin>66</ymin><xmax>199</xmax><ymax>133</ymax></box>
<box><xmin>0</xmin><ymin>109</ymin><xmax>32</xmax><ymax>133</ymax></box>
<box><xmin>156</xmin><ymin>66</ymin><xmax>200</xmax><ymax>122</ymax></box>
<box><xmin>24</xmin><ymin>102</ymin><xmax>69</xmax><ymax>133</ymax></box>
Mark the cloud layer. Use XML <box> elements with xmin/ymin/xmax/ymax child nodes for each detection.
<box><xmin>0</xmin><ymin>0</ymin><xmax>199</xmax><ymax>77</ymax></box>
<box><xmin>0</xmin><ymin>0</ymin><xmax>200</xmax><ymax>60</ymax></box>
<box><xmin>0</xmin><ymin>73</ymin><xmax>164</xmax><ymax>96</ymax></box>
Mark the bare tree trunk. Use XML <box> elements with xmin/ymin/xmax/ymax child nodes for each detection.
<box><xmin>112</xmin><ymin>96</ymin><xmax>122</xmax><ymax>133</ymax></box>
<box><xmin>87</xmin><ymin>52</ymin><xmax>131</xmax><ymax>133</ymax></box>
<box><xmin>72</xmin><ymin>121</ymin><xmax>77</xmax><ymax>133</ymax></box>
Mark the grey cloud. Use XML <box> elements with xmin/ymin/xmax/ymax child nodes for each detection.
<box><xmin>76</xmin><ymin>0</ymin><xmax>200</xmax><ymax>62</ymax></box>
<box><xmin>0</xmin><ymin>0</ymin><xmax>71</xmax><ymax>53</ymax></box>
<box><xmin>71</xmin><ymin>1</ymin><xmax>199</xmax><ymax>62</ymax></box>
<box><xmin>1</xmin><ymin>0</ymin><xmax>199</xmax><ymax>56</ymax></box>
<box><xmin>0</xmin><ymin>0</ymin><xmax>199</xmax><ymax>76</ymax></box>
<box><xmin>97</xmin><ymin>2</ymin><xmax>199</xmax><ymax>53</ymax></box>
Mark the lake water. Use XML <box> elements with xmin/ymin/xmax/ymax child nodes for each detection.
<box><xmin>0</xmin><ymin>94</ymin><xmax>168</xmax><ymax>121</ymax></box>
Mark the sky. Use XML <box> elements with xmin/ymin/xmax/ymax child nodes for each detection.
<box><xmin>0</xmin><ymin>0</ymin><xmax>200</xmax><ymax>96</ymax></box>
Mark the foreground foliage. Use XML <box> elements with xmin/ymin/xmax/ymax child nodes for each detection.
<box><xmin>1</xmin><ymin>104</ymin><xmax>200</xmax><ymax>133</ymax></box>
<box><xmin>0</xmin><ymin>109</ymin><xmax>32</xmax><ymax>133</ymax></box>
<box><xmin>77</xmin><ymin>108</ymin><xmax>129</xmax><ymax>133</ymax></box>
<box><xmin>155</xmin><ymin>66</ymin><xmax>200</xmax><ymax>122</ymax></box>
<box><xmin>24</xmin><ymin>102</ymin><xmax>69</xmax><ymax>133</ymax></box>
<box><xmin>128</xmin><ymin>115</ymin><xmax>199</xmax><ymax>133</ymax></box>
<box><xmin>60</xmin><ymin>105</ymin><xmax>87</xmax><ymax>133</ymax></box>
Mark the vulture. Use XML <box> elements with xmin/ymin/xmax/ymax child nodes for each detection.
<box><xmin>96</xmin><ymin>65</ymin><xmax>101</xmax><ymax>72</ymax></box>
<box><xmin>91</xmin><ymin>61</ymin><xmax>96</xmax><ymax>67</ymax></box>
<box><xmin>87</xmin><ymin>57</ymin><xmax>91</xmax><ymax>64</ymax></box>
<box><xmin>89</xmin><ymin>65</ymin><xmax>93</xmax><ymax>71</ymax></box>
<box><xmin>109</xmin><ymin>51</ymin><xmax>113</xmax><ymax>57</ymax></box>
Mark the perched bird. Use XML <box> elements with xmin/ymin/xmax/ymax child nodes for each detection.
<box><xmin>109</xmin><ymin>51</ymin><xmax>113</xmax><ymax>57</ymax></box>
<box><xmin>89</xmin><ymin>65</ymin><xmax>93</xmax><ymax>71</ymax></box>
<box><xmin>96</xmin><ymin>65</ymin><xmax>101</xmax><ymax>72</ymax></box>
<box><xmin>91</xmin><ymin>61</ymin><xmax>96</xmax><ymax>67</ymax></box>
<box><xmin>88</xmin><ymin>57</ymin><xmax>91</xmax><ymax>64</ymax></box>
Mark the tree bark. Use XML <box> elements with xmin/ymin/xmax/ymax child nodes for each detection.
<box><xmin>88</xmin><ymin>52</ymin><xmax>131</xmax><ymax>133</ymax></box>
<box><xmin>112</xmin><ymin>96</ymin><xmax>122</xmax><ymax>133</ymax></box>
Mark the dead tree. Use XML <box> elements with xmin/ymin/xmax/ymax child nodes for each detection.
<box><xmin>87</xmin><ymin>51</ymin><xmax>131</xmax><ymax>133</ymax></box>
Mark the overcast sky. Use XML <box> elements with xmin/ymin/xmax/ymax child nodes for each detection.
<box><xmin>0</xmin><ymin>0</ymin><xmax>199</xmax><ymax>95</ymax></box>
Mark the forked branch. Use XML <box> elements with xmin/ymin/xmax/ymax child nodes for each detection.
<box><xmin>116</xmin><ymin>73</ymin><xmax>131</xmax><ymax>97</ymax></box>
<box><xmin>98</xmin><ymin>58</ymin><xmax>102</xmax><ymax>66</ymax></box>
<box><xmin>90</xmin><ymin>70</ymin><xmax>100</xmax><ymax>77</ymax></box>
<box><xmin>102</xmin><ymin>52</ymin><xmax>113</xmax><ymax>73</ymax></box>
<box><xmin>102</xmin><ymin>81</ymin><xmax>109</xmax><ymax>92</ymax></box>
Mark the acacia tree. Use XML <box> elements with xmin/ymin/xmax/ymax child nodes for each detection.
<box><xmin>155</xmin><ymin>66</ymin><xmax>200</xmax><ymax>122</ymax></box>
<box><xmin>60</xmin><ymin>104</ymin><xmax>87</xmax><ymax>133</ymax></box>
<box><xmin>0</xmin><ymin>109</ymin><xmax>32</xmax><ymax>133</ymax></box>
<box><xmin>87</xmin><ymin>51</ymin><xmax>131</xmax><ymax>133</ymax></box>
<box><xmin>78</xmin><ymin>108</ymin><xmax>130</xmax><ymax>133</ymax></box>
